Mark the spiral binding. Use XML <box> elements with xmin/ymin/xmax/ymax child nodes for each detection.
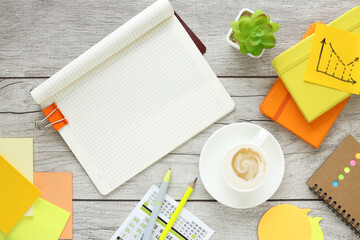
<box><xmin>309</xmin><ymin>184</ymin><xmax>360</xmax><ymax>236</ymax></box>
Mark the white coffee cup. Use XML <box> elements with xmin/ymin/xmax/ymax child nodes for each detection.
<box><xmin>221</xmin><ymin>128</ymin><xmax>270</xmax><ymax>192</ymax></box>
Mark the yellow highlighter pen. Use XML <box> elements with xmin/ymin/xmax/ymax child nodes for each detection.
<box><xmin>158</xmin><ymin>178</ymin><xmax>197</xmax><ymax>240</ymax></box>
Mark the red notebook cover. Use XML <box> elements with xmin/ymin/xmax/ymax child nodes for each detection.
<box><xmin>175</xmin><ymin>12</ymin><xmax>206</xmax><ymax>54</ymax></box>
<box><xmin>260</xmin><ymin>23</ymin><xmax>349</xmax><ymax>148</ymax></box>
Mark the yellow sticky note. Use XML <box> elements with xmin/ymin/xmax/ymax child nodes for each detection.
<box><xmin>0</xmin><ymin>138</ymin><xmax>34</xmax><ymax>216</ymax></box>
<box><xmin>258</xmin><ymin>204</ymin><xmax>312</xmax><ymax>240</ymax></box>
<box><xmin>0</xmin><ymin>198</ymin><xmax>70</xmax><ymax>240</ymax></box>
<box><xmin>0</xmin><ymin>155</ymin><xmax>41</xmax><ymax>234</ymax></box>
<box><xmin>309</xmin><ymin>217</ymin><xmax>324</xmax><ymax>240</ymax></box>
<box><xmin>305</xmin><ymin>24</ymin><xmax>360</xmax><ymax>94</ymax></box>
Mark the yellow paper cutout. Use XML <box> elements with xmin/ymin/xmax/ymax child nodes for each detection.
<box><xmin>0</xmin><ymin>155</ymin><xmax>41</xmax><ymax>234</ymax></box>
<box><xmin>0</xmin><ymin>198</ymin><xmax>70</xmax><ymax>240</ymax></box>
<box><xmin>0</xmin><ymin>138</ymin><xmax>34</xmax><ymax>216</ymax></box>
<box><xmin>309</xmin><ymin>217</ymin><xmax>324</xmax><ymax>240</ymax></box>
<box><xmin>305</xmin><ymin>24</ymin><xmax>360</xmax><ymax>94</ymax></box>
<box><xmin>258</xmin><ymin>204</ymin><xmax>312</xmax><ymax>240</ymax></box>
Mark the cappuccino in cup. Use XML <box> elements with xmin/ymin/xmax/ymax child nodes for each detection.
<box><xmin>222</xmin><ymin>129</ymin><xmax>269</xmax><ymax>192</ymax></box>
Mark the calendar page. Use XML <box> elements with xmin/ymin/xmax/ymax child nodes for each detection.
<box><xmin>110</xmin><ymin>185</ymin><xmax>214</xmax><ymax>240</ymax></box>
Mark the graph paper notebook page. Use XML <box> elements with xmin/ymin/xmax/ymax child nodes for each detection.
<box><xmin>110</xmin><ymin>185</ymin><xmax>214</xmax><ymax>240</ymax></box>
<box><xmin>31</xmin><ymin>0</ymin><xmax>234</xmax><ymax>195</ymax></box>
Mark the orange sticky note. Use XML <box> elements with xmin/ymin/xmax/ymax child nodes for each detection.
<box><xmin>0</xmin><ymin>155</ymin><xmax>41</xmax><ymax>234</ymax></box>
<box><xmin>258</xmin><ymin>204</ymin><xmax>312</xmax><ymax>240</ymax></box>
<box><xmin>34</xmin><ymin>172</ymin><xmax>73</xmax><ymax>239</ymax></box>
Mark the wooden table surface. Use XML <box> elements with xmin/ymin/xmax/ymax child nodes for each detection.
<box><xmin>1</xmin><ymin>0</ymin><xmax>360</xmax><ymax>239</ymax></box>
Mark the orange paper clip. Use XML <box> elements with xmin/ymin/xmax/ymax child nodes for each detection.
<box><xmin>35</xmin><ymin>103</ymin><xmax>68</xmax><ymax>132</ymax></box>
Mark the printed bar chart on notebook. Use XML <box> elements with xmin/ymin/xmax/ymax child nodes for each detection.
<box><xmin>31</xmin><ymin>0</ymin><xmax>234</xmax><ymax>195</ymax></box>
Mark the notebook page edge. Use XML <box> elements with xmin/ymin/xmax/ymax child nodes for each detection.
<box><xmin>31</xmin><ymin>0</ymin><xmax>174</xmax><ymax>106</ymax></box>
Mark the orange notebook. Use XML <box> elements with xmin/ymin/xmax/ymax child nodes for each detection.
<box><xmin>260</xmin><ymin>23</ymin><xmax>349</xmax><ymax>148</ymax></box>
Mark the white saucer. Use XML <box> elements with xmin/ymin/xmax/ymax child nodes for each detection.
<box><xmin>199</xmin><ymin>123</ymin><xmax>285</xmax><ymax>209</ymax></box>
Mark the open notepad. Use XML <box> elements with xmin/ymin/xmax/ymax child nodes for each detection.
<box><xmin>31</xmin><ymin>0</ymin><xmax>234</xmax><ymax>195</ymax></box>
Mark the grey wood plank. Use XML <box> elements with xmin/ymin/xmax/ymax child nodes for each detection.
<box><xmin>0</xmin><ymin>77</ymin><xmax>272</xmax><ymax>113</ymax></box>
<box><xmin>0</xmin><ymin>77</ymin><xmax>359</xmax><ymax>200</ymax></box>
<box><xmin>0</xmin><ymin>0</ymin><xmax>358</xmax><ymax>77</ymax></box>
<box><xmin>2</xmin><ymin>1</ymin><xmax>360</xmax><ymax>238</ymax></box>
<box><xmin>73</xmin><ymin>200</ymin><xmax>359</xmax><ymax>239</ymax></box>
<box><xmin>28</xmin><ymin>133</ymin><xmax>358</xmax><ymax>201</ymax></box>
<box><xmin>0</xmin><ymin>77</ymin><xmax>357</xmax><ymax>153</ymax></box>
<box><xmin>0</xmin><ymin>77</ymin><xmax>273</xmax><ymax>155</ymax></box>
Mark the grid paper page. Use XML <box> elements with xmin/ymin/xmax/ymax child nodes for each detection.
<box><xmin>110</xmin><ymin>185</ymin><xmax>214</xmax><ymax>240</ymax></box>
<box><xmin>31</xmin><ymin>0</ymin><xmax>173</xmax><ymax>105</ymax></box>
<box><xmin>46</xmin><ymin>13</ymin><xmax>234</xmax><ymax>194</ymax></box>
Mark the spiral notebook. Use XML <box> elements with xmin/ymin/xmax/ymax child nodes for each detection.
<box><xmin>307</xmin><ymin>134</ymin><xmax>360</xmax><ymax>235</ymax></box>
<box><xmin>30</xmin><ymin>0</ymin><xmax>234</xmax><ymax>195</ymax></box>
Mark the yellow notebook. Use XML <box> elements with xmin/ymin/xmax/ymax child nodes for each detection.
<box><xmin>0</xmin><ymin>155</ymin><xmax>41</xmax><ymax>234</ymax></box>
<box><xmin>272</xmin><ymin>7</ymin><xmax>360</xmax><ymax>122</ymax></box>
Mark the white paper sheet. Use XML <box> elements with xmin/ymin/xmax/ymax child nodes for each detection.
<box><xmin>110</xmin><ymin>185</ymin><xmax>214</xmax><ymax>240</ymax></box>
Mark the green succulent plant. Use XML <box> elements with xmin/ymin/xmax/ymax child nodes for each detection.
<box><xmin>231</xmin><ymin>9</ymin><xmax>280</xmax><ymax>56</ymax></box>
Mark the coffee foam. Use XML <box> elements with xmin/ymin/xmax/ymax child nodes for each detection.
<box><xmin>223</xmin><ymin>145</ymin><xmax>267</xmax><ymax>190</ymax></box>
<box><xmin>231</xmin><ymin>148</ymin><xmax>264</xmax><ymax>181</ymax></box>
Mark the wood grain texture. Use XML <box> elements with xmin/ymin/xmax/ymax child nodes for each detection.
<box><xmin>0</xmin><ymin>77</ymin><xmax>358</xmax><ymax>202</ymax></box>
<box><xmin>73</xmin><ymin>201</ymin><xmax>359</xmax><ymax>239</ymax></box>
<box><xmin>2</xmin><ymin>1</ymin><xmax>360</xmax><ymax>238</ymax></box>
<box><xmin>0</xmin><ymin>0</ymin><xmax>359</xmax><ymax>77</ymax></box>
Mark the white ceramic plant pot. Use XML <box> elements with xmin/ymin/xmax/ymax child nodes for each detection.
<box><xmin>226</xmin><ymin>8</ymin><xmax>265</xmax><ymax>58</ymax></box>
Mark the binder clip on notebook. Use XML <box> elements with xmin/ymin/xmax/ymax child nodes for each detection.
<box><xmin>35</xmin><ymin>103</ymin><xmax>68</xmax><ymax>133</ymax></box>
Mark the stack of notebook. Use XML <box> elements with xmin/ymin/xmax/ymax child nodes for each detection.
<box><xmin>261</xmin><ymin>7</ymin><xmax>360</xmax><ymax>148</ymax></box>
<box><xmin>0</xmin><ymin>138</ymin><xmax>73</xmax><ymax>239</ymax></box>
